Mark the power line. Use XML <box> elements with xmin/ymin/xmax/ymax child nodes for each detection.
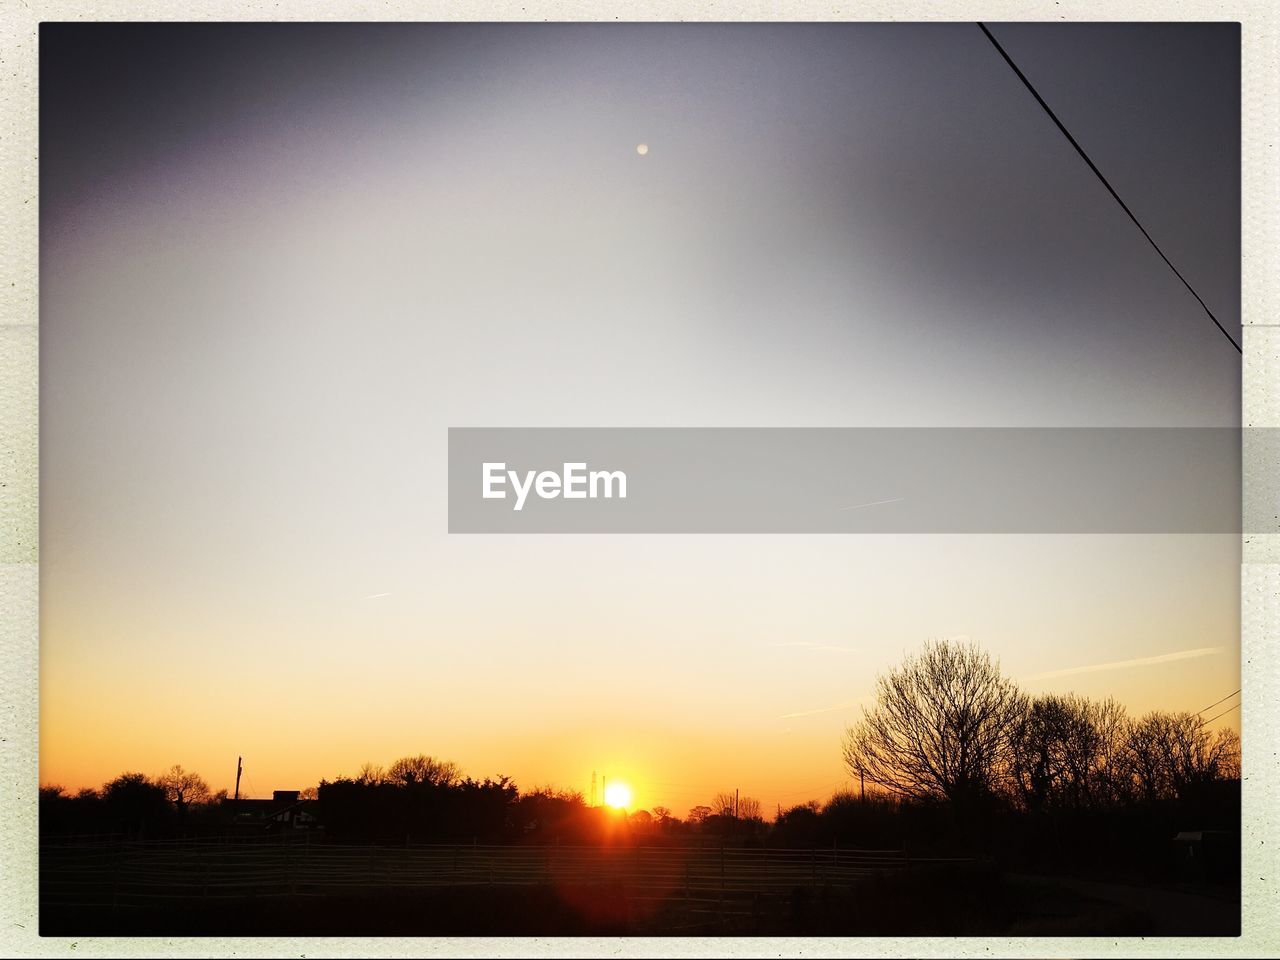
<box><xmin>1195</xmin><ymin>689</ymin><xmax>1240</xmax><ymax>717</ymax></box>
<box><xmin>1200</xmin><ymin>702</ymin><xmax>1241</xmax><ymax>727</ymax></box>
<box><xmin>771</xmin><ymin>780</ymin><xmax>850</xmax><ymax>801</ymax></box>
<box><xmin>976</xmin><ymin>22</ymin><xmax>1242</xmax><ymax>355</ymax></box>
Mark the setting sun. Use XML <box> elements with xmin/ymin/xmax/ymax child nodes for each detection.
<box><xmin>603</xmin><ymin>781</ymin><xmax>632</xmax><ymax>810</ymax></box>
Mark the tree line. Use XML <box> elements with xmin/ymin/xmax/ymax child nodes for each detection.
<box><xmin>843</xmin><ymin>638</ymin><xmax>1239</xmax><ymax>813</ymax></box>
<box><xmin>41</xmin><ymin>639</ymin><xmax>1239</xmax><ymax>878</ymax></box>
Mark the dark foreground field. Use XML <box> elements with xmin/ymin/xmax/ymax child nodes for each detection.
<box><xmin>41</xmin><ymin>849</ymin><xmax>1239</xmax><ymax>936</ymax></box>
<box><xmin>42</xmin><ymin>838</ymin><xmax>1240</xmax><ymax>936</ymax></box>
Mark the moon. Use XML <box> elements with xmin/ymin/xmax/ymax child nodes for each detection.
<box><xmin>635</xmin><ymin>143</ymin><xmax>649</xmax><ymax>156</ymax></box>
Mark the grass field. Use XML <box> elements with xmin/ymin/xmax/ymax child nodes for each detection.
<box><xmin>40</xmin><ymin>837</ymin><xmax>1238</xmax><ymax>935</ymax></box>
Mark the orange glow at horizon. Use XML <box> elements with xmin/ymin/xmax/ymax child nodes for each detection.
<box><xmin>39</xmin><ymin>536</ymin><xmax>1240</xmax><ymax>815</ymax></box>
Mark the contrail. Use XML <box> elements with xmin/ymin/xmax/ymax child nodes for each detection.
<box><xmin>838</xmin><ymin>497</ymin><xmax>905</xmax><ymax>512</ymax></box>
<box><xmin>362</xmin><ymin>592</ymin><xmax>392</xmax><ymax>600</ymax></box>
<box><xmin>1026</xmin><ymin>646</ymin><xmax>1222</xmax><ymax>681</ymax></box>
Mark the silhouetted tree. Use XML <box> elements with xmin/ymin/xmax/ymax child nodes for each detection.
<box><xmin>101</xmin><ymin>772</ymin><xmax>169</xmax><ymax>834</ymax></box>
<box><xmin>40</xmin><ymin>785</ymin><xmax>80</xmax><ymax>837</ymax></box>
<box><xmin>385</xmin><ymin>754</ymin><xmax>461</xmax><ymax>787</ymax></box>
<box><xmin>773</xmin><ymin>801</ymin><xmax>823</xmax><ymax>846</ymax></box>
<box><xmin>157</xmin><ymin>765</ymin><xmax>211</xmax><ymax>811</ymax></box>
<box><xmin>712</xmin><ymin>792</ymin><xmax>738</xmax><ymax>818</ymax></box>
<box><xmin>843</xmin><ymin>639</ymin><xmax>1026</xmax><ymax>808</ymax></box>
<box><xmin>514</xmin><ymin>787</ymin><xmax>596</xmax><ymax>843</ymax></box>
<box><xmin>317</xmin><ymin>758</ymin><xmax>514</xmax><ymax>842</ymax></box>
<box><xmin>820</xmin><ymin>791</ymin><xmax>904</xmax><ymax>848</ymax></box>
<box><xmin>1121</xmin><ymin>711</ymin><xmax>1240</xmax><ymax>802</ymax></box>
<box><xmin>1010</xmin><ymin>695</ymin><xmax>1129</xmax><ymax>811</ymax></box>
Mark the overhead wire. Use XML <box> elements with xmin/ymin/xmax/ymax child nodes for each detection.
<box><xmin>976</xmin><ymin>22</ymin><xmax>1242</xmax><ymax>354</ymax></box>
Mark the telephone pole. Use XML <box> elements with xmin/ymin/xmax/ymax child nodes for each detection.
<box><xmin>234</xmin><ymin>756</ymin><xmax>243</xmax><ymax>802</ymax></box>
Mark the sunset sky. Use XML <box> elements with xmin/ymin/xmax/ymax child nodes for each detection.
<box><xmin>40</xmin><ymin>23</ymin><xmax>1240</xmax><ymax>814</ymax></box>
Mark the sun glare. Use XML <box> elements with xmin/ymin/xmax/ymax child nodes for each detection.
<box><xmin>603</xmin><ymin>781</ymin><xmax>632</xmax><ymax>810</ymax></box>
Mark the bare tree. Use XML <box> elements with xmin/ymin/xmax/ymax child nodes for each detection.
<box><xmin>1121</xmin><ymin>711</ymin><xmax>1240</xmax><ymax>801</ymax></box>
<box><xmin>1088</xmin><ymin>696</ymin><xmax>1132</xmax><ymax>803</ymax></box>
<box><xmin>842</xmin><ymin>639</ymin><xmax>1026</xmax><ymax>807</ymax></box>
<box><xmin>1206</xmin><ymin>727</ymin><xmax>1242</xmax><ymax>781</ymax></box>
<box><xmin>385</xmin><ymin>755</ymin><xmax>461</xmax><ymax>787</ymax></box>
<box><xmin>356</xmin><ymin>762</ymin><xmax>385</xmax><ymax>785</ymax></box>
<box><xmin>1010</xmin><ymin>694</ymin><xmax>1130</xmax><ymax>811</ymax></box>
<box><xmin>711</xmin><ymin>792</ymin><xmax>738</xmax><ymax>818</ymax></box>
<box><xmin>737</xmin><ymin>796</ymin><xmax>763</xmax><ymax>821</ymax></box>
<box><xmin>157</xmin><ymin>765</ymin><xmax>211</xmax><ymax>810</ymax></box>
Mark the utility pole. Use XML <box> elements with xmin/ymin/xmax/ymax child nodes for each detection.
<box><xmin>234</xmin><ymin>756</ymin><xmax>243</xmax><ymax>802</ymax></box>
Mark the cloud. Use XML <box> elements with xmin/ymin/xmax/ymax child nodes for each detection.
<box><xmin>1025</xmin><ymin>646</ymin><xmax>1222</xmax><ymax>682</ymax></box>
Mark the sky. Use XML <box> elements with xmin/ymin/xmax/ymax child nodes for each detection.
<box><xmin>39</xmin><ymin>23</ymin><xmax>1241</xmax><ymax>814</ymax></box>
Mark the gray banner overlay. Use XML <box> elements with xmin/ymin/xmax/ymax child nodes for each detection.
<box><xmin>449</xmin><ymin>428</ymin><xmax>1270</xmax><ymax>534</ymax></box>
